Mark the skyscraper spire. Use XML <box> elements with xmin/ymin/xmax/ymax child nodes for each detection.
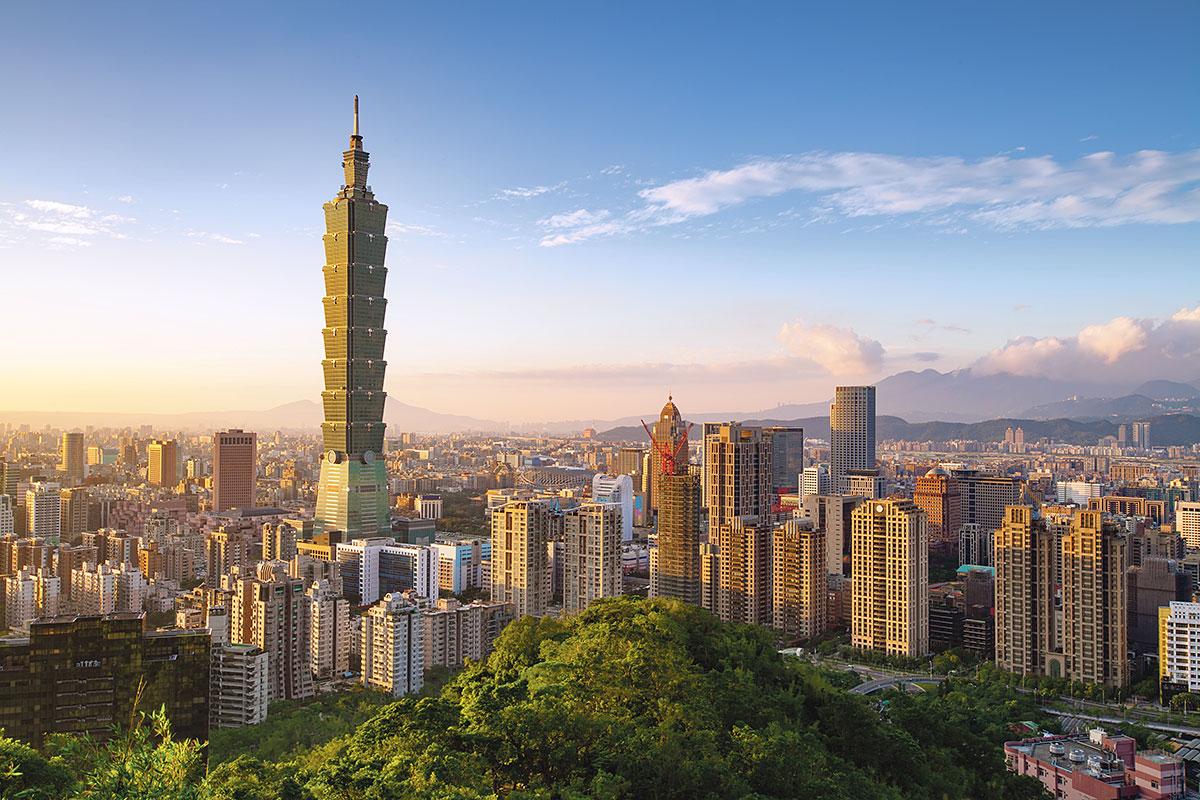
<box><xmin>349</xmin><ymin>94</ymin><xmax>364</xmax><ymax>153</ymax></box>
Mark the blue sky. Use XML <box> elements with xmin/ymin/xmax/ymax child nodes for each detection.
<box><xmin>2</xmin><ymin>2</ymin><xmax>1198</xmax><ymax>422</ymax></box>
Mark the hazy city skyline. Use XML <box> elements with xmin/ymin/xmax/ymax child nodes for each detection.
<box><xmin>2</xmin><ymin>3</ymin><xmax>1197</xmax><ymax>422</ymax></box>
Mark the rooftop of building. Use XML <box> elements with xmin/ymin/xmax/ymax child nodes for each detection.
<box><xmin>1007</xmin><ymin>735</ymin><xmax>1126</xmax><ymax>781</ymax></box>
<box><xmin>213</xmin><ymin>507</ymin><xmax>289</xmax><ymax>518</ymax></box>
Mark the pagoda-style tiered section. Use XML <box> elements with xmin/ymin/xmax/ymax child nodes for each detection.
<box><xmin>314</xmin><ymin>96</ymin><xmax>391</xmax><ymax>539</ymax></box>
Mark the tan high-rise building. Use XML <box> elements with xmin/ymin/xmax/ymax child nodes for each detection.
<box><xmin>58</xmin><ymin>487</ymin><xmax>90</xmax><ymax>539</ymax></box>
<box><xmin>771</xmin><ymin>519</ymin><xmax>826</xmax><ymax>641</ymax></box>
<box><xmin>307</xmin><ymin>579</ymin><xmax>351</xmax><ymax>680</ymax></box>
<box><xmin>830</xmin><ymin>386</ymin><xmax>875</xmax><ymax>495</ymax></box>
<box><xmin>995</xmin><ymin>506</ymin><xmax>1127</xmax><ymax>687</ymax></box>
<box><xmin>25</xmin><ymin>481</ymin><xmax>62</xmax><ymax>543</ymax></box>
<box><xmin>994</xmin><ymin>505</ymin><xmax>1059</xmax><ymax>678</ymax></box>
<box><xmin>653</xmin><ymin>472</ymin><xmax>701</xmax><ymax>605</ymax></box>
<box><xmin>913</xmin><ymin>467</ymin><xmax>961</xmax><ymax>547</ymax></box>
<box><xmin>490</xmin><ymin>499</ymin><xmax>552</xmax><ymax>618</ymax></box>
<box><xmin>230</xmin><ymin>561</ymin><xmax>314</xmax><ymax>701</ymax></box>
<box><xmin>710</xmin><ymin>516</ymin><xmax>772</xmax><ymax>626</ymax></box>
<box><xmin>563</xmin><ymin>502</ymin><xmax>621</xmax><ymax>613</ymax></box>
<box><xmin>703</xmin><ymin>422</ymin><xmax>774</xmax><ymax>533</ymax></box>
<box><xmin>850</xmin><ymin>499</ymin><xmax>928</xmax><ymax>658</ymax></box>
<box><xmin>1061</xmin><ymin>510</ymin><xmax>1128</xmax><ymax>688</ymax></box>
<box><xmin>213</xmin><ymin>429</ymin><xmax>257</xmax><ymax>512</ymax></box>
<box><xmin>147</xmin><ymin>440</ymin><xmax>178</xmax><ymax>487</ymax></box>
<box><xmin>59</xmin><ymin>432</ymin><xmax>85</xmax><ymax>485</ymax></box>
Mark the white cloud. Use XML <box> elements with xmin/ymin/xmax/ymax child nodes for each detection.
<box><xmin>494</xmin><ymin>182</ymin><xmax>565</xmax><ymax>200</ymax></box>
<box><xmin>0</xmin><ymin>199</ymin><xmax>135</xmax><ymax>246</ymax></box>
<box><xmin>975</xmin><ymin>303</ymin><xmax>1200</xmax><ymax>382</ymax></box>
<box><xmin>538</xmin><ymin>208</ymin><xmax>610</xmax><ymax>229</ymax></box>
<box><xmin>116</xmin><ymin>195</ymin><xmax>136</xmax><ymax>204</ymax></box>
<box><xmin>186</xmin><ymin>230</ymin><xmax>244</xmax><ymax>245</ymax></box>
<box><xmin>386</xmin><ymin>221</ymin><xmax>446</xmax><ymax>238</ymax></box>
<box><xmin>48</xmin><ymin>236</ymin><xmax>92</xmax><ymax>248</ymax></box>
<box><xmin>1077</xmin><ymin>316</ymin><xmax>1148</xmax><ymax>363</ymax></box>
<box><xmin>540</xmin><ymin>148</ymin><xmax>1200</xmax><ymax>245</ymax></box>
<box><xmin>777</xmin><ymin>320</ymin><xmax>885</xmax><ymax>376</ymax></box>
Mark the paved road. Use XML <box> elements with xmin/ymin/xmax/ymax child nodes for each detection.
<box><xmin>1042</xmin><ymin>708</ymin><xmax>1200</xmax><ymax>737</ymax></box>
<box><xmin>850</xmin><ymin>675</ymin><xmax>947</xmax><ymax>695</ymax></box>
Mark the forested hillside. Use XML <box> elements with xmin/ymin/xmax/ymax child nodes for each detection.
<box><xmin>3</xmin><ymin>597</ymin><xmax>1047</xmax><ymax>799</ymax></box>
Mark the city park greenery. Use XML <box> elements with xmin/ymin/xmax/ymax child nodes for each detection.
<box><xmin>4</xmin><ymin>596</ymin><xmax>1058</xmax><ymax>799</ymax></box>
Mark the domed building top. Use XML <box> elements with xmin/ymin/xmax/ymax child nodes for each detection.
<box><xmin>659</xmin><ymin>395</ymin><xmax>681</xmax><ymax>421</ymax></box>
<box><xmin>924</xmin><ymin>466</ymin><xmax>950</xmax><ymax>477</ymax></box>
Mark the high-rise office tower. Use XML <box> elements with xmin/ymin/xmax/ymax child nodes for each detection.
<box><xmin>771</xmin><ymin>518</ymin><xmax>826</xmax><ymax>640</ymax></box>
<box><xmin>361</xmin><ymin>592</ymin><xmax>423</xmax><ymax>697</ymax></box>
<box><xmin>59</xmin><ymin>432</ymin><xmax>85</xmax><ymax>485</ymax></box>
<box><xmin>1061</xmin><ymin>510</ymin><xmax>1128</xmax><ymax>688</ymax></box>
<box><xmin>703</xmin><ymin>422</ymin><xmax>774</xmax><ymax>532</ymax></box>
<box><xmin>213</xmin><ymin>429</ymin><xmax>257</xmax><ymax>512</ymax></box>
<box><xmin>648</xmin><ymin>398</ymin><xmax>685</xmax><ymax>516</ymax></box>
<box><xmin>563</xmin><ymin>502</ymin><xmax>621</xmax><ymax>613</ymax></box>
<box><xmin>710</xmin><ymin>515</ymin><xmax>772</xmax><ymax>626</ymax></box>
<box><xmin>314</xmin><ymin>98</ymin><xmax>391</xmax><ymax>540</ymax></box>
<box><xmin>913</xmin><ymin>467</ymin><xmax>961</xmax><ymax>547</ymax></box>
<box><xmin>1128</xmin><ymin>558</ymin><xmax>1190</xmax><ymax>659</ymax></box>
<box><xmin>25</xmin><ymin>480</ymin><xmax>62</xmax><ymax>543</ymax></box>
<box><xmin>951</xmin><ymin>469</ymin><xmax>1022</xmax><ymax>538</ymax></box>
<box><xmin>830</xmin><ymin>386</ymin><xmax>876</xmax><ymax>494</ymax></box>
<box><xmin>230</xmin><ymin>561</ymin><xmax>314</xmax><ymax>701</ymax></box>
<box><xmin>801</xmin><ymin>494</ymin><xmax>863</xmax><ymax>577</ymax></box>
<box><xmin>850</xmin><ymin>499</ymin><xmax>928</xmax><ymax>657</ymax></box>
<box><xmin>1160</xmin><ymin>601</ymin><xmax>1200</xmax><ymax>693</ymax></box>
<box><xmin>147</xmin><ymin>439</ymin><xmax>178</xmax><ymax>487</ymax></box>
<box><xmin>490</xmin><ymin>499</ymin><xmax>553</xmax><ymax>618</ymax></box>
<box><xmin>764</xmin><ymin>426</ymin><xmax>804</xmax><ymax>493</ymax></box>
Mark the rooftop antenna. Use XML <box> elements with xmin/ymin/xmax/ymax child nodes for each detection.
<box><xmin>353</xmin><ymin>95</ymin><xmax>360</xmax><ymax>136</ymax></box>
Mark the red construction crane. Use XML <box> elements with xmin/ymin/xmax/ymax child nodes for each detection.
<box><xmin>642</xmin><ymin>419</ymin><xmax>693</xmax><ymax>477</ymax></box>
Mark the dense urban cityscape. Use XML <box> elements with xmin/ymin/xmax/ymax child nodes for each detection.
<box><xmin>3</xmin><ymin>3</ymin><xmax>1198</xmax><ymax>799</ymax></box>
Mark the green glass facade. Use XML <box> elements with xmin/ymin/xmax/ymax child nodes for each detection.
<box><xmin>315</xmin><ymin>99</ymin><xmax>391</xmax><ymax>539</ymax></box>
<box><xmin>0</xmin><ymin>613</ymin><xmax>210</xmax><ymax>748</ymax></box>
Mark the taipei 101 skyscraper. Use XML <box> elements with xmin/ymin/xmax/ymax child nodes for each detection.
<box><xmin>314</xmin><ymin>97</ymin><xmax>390</xmax><ymax>539</ymax></box>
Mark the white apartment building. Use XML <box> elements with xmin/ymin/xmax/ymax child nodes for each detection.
<box><xmin>361</xmin><ymin>593</ymin><xmax>424</xmax><ymax>697</ymax></box>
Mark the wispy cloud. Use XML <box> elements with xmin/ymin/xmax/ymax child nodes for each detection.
<box><xmin>0</xmin><ymin>199</ymin><xmax>136</xmax><ymax>247</ymax></box>
<box><xmin>539</xmin><ymin>148</ymin><xmax>1200</xmax><ymax>245</ymax></box>
<box><xmin>386</xmin><ymin>221</ymin><xmax>446</xmax><ymax>238</ymax></box>
<box><xmin>494</xmin><ymin>182</ymin><xmax>565</xmax><ymax>200</ymax></box>
<box><xmin>186</xmin><ymin>230</ymin><xmax>244</xmax><ymax>245</ymax></box>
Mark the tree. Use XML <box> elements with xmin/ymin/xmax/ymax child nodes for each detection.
<box><xmin>0</xmin><ymin>734</ymin><xmax>73</xmax><ymax>800</ymax></box>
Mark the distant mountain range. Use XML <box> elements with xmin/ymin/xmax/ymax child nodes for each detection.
<box><xmin>0</xmin><ymin>398</ymin><xmax>505</xmax><ymax>436</ymax></box>
<box><xmin>7</xmin><ymin>370</ymin><xmax>1200</xmax><ymax>435</ymax></box>
<box><xmin>597</xmin><ymin>413</ymin><xmax>1200</xmax><ymax>448</ymax></box>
